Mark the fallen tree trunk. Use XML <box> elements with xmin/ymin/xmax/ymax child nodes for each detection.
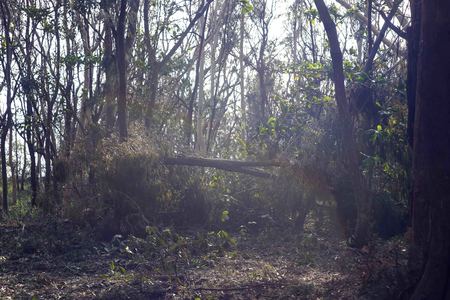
<box><xmin>162</xmin><ymin>156</ymin><xmax>280</xmax><ymax>178</ymax></box>
<box><xmin>161</xmin><ymin>156</ymin><xmax>333</xmax><ymax>191</ymax></box>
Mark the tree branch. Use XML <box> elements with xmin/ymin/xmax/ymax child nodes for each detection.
<box><xmin>160</xmin><ymin>0</ymin><xmax>214</xmax><ymax>67</ymax></box>
<box><xmin>335</xmin><ymin>0</ymin><xmax>406</xmax><ymax>56</ymax></box>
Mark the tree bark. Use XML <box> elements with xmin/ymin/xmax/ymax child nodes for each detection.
<box><xmin>410</xmin><ymin>0</ymin><xmax>450</xmax><ymax>298</ymax></box>
<box><xmin>406</xmin><ymin>0</ymin><xmax>424</xmax><ymax>284</ymax></box>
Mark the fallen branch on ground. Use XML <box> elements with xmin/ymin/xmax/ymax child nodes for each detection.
<box><xmin>193</xmin><ymin>281</ymin><xmax>293</xmax><ymax>291</ymax></box>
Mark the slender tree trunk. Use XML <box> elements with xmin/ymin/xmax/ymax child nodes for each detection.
<box><xmin>195</xmin><ymin>7</ymin><xmax>207</xmax><ymax>154</ymax></box>
<box><xmin>63</xmin><ymin>0</ymin><xmax>74</xmax><ymax>157</ymax></box>
<box><xmin>102</xmin><ymin>0</ymin><xmax>116</xmax><ymax>131</ymax></box>
<box><xmin>21</xmin><ymin>140</ymin><xmax>26</xmax><ymax>191</ymax></box>
<box><xmin>143</xmin><ymin>0</ymin><xmax>159</xmax><ymax>128</ymax></box>
<box><xmin>8</xmin><ymin>128</ymin><xmax>17</xmax><ymax>205</ymax></box>
<box><xmin>14</xmin><ymin>130</ymin><xmax>19</xmax><ymax>196</ymax></box>
<box><xmin>114</xmin><ymin>0</ymin><xmax>139</xmax><ymax>141</ymax></box>
<box><xmin>1</xmin><ymin>1</ymin><xmax>13</xmax><ymax>213</ymax></box>
<box><xmin>367</xmin><ymin>0</ymin><xmax>373</xmax><ymax>54</ymax></box>
<box><xmin>1</xmin><ymin>139</ymin><xmax>7</xmax><ymax>212</ymax></box>
<box><xmin>186</xmin><ymin>4</ymin><xmax>209</xmax><ymax>148</ymax></box>
<box><xmin>239</xmin><ymin>9</ymin><xmax>246</xmax><ymax>142</ymax></box>
<box><xmin>76</xmin><ymin>7</ymin><xmax>93</xmax><ymax>132</ymax></box>
<box><xmin>257</xmin><ymin>30</ymin><xmax>268</xmax><ymax>124</ymax></box>
<box><xmin>116</xmin><ymin>0</ymin><xmax>128</xmax><ymax>142</ymax></box>
<box><xmin>21</xmin><ymin>0</ymin><xmax>37</xmax><ymax>205</ymax></box>
<box><xmin>314</xmin><ymin>0</ymin><xmax>370</xmax><ymax>247</ymax></box>
<box><xmin>410</xmin><ymin>0</ymin><xmax>450</xmax><ymax>298</ymax></box>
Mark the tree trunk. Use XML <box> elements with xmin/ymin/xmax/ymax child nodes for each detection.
<box><xmin>195</xmin><ymin>5</ymin><xmax>207</xmax><ymax>155</ymax></box>
<box><xmin>24</xmin><ymin>6</ymin><xmax>38</xmax><ymax>206</ymax></box>
<box><xmin>103</xmin><ymin>0</ymin><xmax>116</xmax><ymax>131</ymax></box>
<box><xmin>8</xmin><ymin>126</ymin><xmax>17</xmax><ymax>205</ymax></box>
<box><xmin>239</xmin><ymin>9</ymin><xmax>246</xmax><ymax>142</ymax></box>
<box><xmin>1</xmin><ymin>1</ymin><xmax>13</xmax><ymax>213</ymax></box>
<box><xmin>63</xmin><ymin>0</ymin><xmax>74</xmax><ymax>157</ymax></box>
<box><xmin>406</xmin><ymin>0</ymin><xmax>424</xmax><ymax>283</ymax></box>
<box><xmin>21</xmin><ymin>141</ymin><xmax>26</xmax><ymax>191</ymax></box>
<box><xmin>186</xmin><ymin>5</ymin><xmax>209</xmax><ymax>148</ymax></box>
<box><xmin>116</xmin><ymin>0</ymin><xmax>128</xmax><ymax>142</ymax></box>
<box><xmin>143</xmin><ymin>0</ymin><xmax>158</xmax><ymax>128</ymax></box>
<box><xmin>314</xmin><ymin>0</ymin><xmax>370</xmax><ymax>247</ymax></box>
<box><xmin>1</xmin><ymin>138</ymin><xmax>8</xmax><ymax>212</ymax></box>
<box><xmin>410</xmin><ymin>0</ymin><xmax>450</xmax><ymax>298</ymax></box>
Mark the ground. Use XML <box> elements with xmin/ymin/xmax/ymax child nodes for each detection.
<box><xmin>0</xmin><ymin>217</ymin><xmax>407</xmax><ymax>299</ymax></box>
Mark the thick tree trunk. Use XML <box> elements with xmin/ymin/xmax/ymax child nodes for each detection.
<box><xmin>410</xmin><ymin>0</ymin><xmax>450</xmax><ymax>298</ymax></box>
<box><xmin>406</xmin><ymin>0</ymin><xmax>424</xmax><ymax>284</ymax></box>
<box><xmin>407</xmin><ymin>0</ymin><xmax>421</xmax><ymax>149</ymax></box>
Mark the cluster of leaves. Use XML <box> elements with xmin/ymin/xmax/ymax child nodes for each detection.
<box><xmin>106</xmin><ymin>225</ymin><xmax>237</xmax><ymax>276</ymax></box>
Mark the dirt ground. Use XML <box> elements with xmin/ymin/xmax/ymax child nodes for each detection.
<box><xmin>0</xmin><ymin>217</ymin><xmax>407</xmax><ymax>299</ymax></box>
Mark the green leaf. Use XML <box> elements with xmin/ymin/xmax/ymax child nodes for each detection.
<box><xmin>239</xmin><ymin>0</ymin><xmax>253</xmax><ymax>14</ymax></box>
<box><xmin>267</xmin><ymin>116</ymin><xmax>276</xmax><ymax>128</ymax></box>
<box><xmin>217</xmin><ymin>230</ymin><xmax>229</xmax><ymax>239</ymax></box>
<box><xmin>221</xmin><ymin>210</ymin><xmax>230</xmax><ymax>222</ymax></box>
<box><xmin>376</xmin><ymin>124</ymin><xmax>382</xmax><ymax>132</ymax></box>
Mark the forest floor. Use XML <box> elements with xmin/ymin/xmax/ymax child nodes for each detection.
<box><xmin>0</xmin><ymin>217</ymin><xmax>407</xmax><ymax>300</ymax></box>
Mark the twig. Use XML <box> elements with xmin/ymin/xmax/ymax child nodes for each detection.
<box><xmin>194</xmin><ymin>281</ymin><xmax>290</xmax><ymax>291</ymax></box>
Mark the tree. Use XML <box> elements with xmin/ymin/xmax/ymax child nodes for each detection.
<box><xmin>409</xmin><ymin>0</ymin><xmax>450</xmax><ymax>298</ymax></box>
<box><xmin>114</xmin><ymin>0</ymin><xmax>140</xmax><ymax>142</ymax></box>
<box><xmin>313</xmin><ymin>0</ymin><xmax>370</xmax><ymax>247</ymax></box>
<box><xmin>0</xmin><ymin>1</ymin><xmax>14</xmax><ymax>213</ymax></box>
<box><xmin>313</xmin><ymin>0</ymin><xmax>404</xmax><ymax>247</ymax></box>
<box><xmin>23</xmin><ymin>0</ymin><xmax>38</xmax><ymax>207</ymax></box>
